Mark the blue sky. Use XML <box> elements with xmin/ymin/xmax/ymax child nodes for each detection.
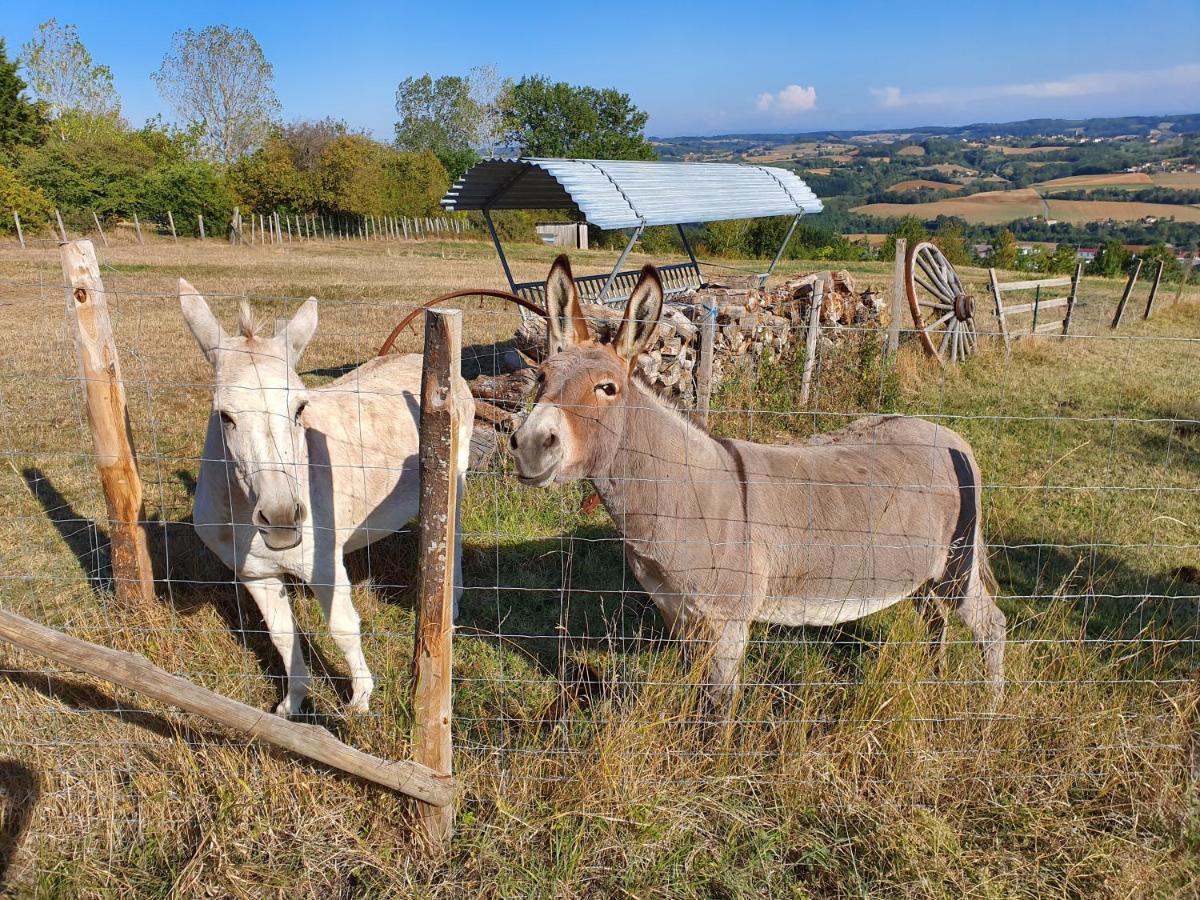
<box><xmin>4</xmin><ymin>1</ymin><xmax>1197</xmax><ymax>139</ymax></box>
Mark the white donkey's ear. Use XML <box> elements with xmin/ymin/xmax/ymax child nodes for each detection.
<box><xmin>278</xmin><ymin>298</ymin><xmax>318</xmax><ymax>363</ymax></box>
<box><xmin>544</xmin><ymin>255</ymin><xmax>588</xmax><ymax>356</ymax></box>
<box><xmin>614</xmin><ymin>265</ymin><xmax>663</xmax><ymax>366</ymax></box>
<box><xmin>179</xmin><ymin>278</ymin><xmax>226</xmax><ymax>366</ymax></box>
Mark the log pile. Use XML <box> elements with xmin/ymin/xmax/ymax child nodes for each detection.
<box><xmin>464</xmin><ymin>271</ymin><xmax>883</xmax><ymax>463</ymax></box>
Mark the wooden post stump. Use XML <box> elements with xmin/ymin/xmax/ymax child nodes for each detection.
<box><xmin>799</xmin><ymin>282</ymin><xmax>823</xmax><ymax>407</ymax></box>
<box><xmin>1143</xmin><ymin>259</ymin><xmax>1164</xmax><ymax>319</ymax></box>
<box><xmin>60</xmin><ymin>240</ymin><xmax>155</xmax><ymax>608</ymax></box>
<box><xmin>412</xmin><ymin>308</ymin><xmax>461</xmax><ymax>851</ymax></box>
<box><xmin>1111</xmin><ymin>258</ymin><xmax>1142</xmax><ymax>329</ymax></box>
<box><xmin>887</xmin><ymin>238</ymin><xmax>905</xmax><ymax>361</ymax></box>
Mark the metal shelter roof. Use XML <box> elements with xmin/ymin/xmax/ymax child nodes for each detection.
<box><xmin>441</xmin><ymin>158</ymin><xmax>823</xmax><ymax>230</ymax></box>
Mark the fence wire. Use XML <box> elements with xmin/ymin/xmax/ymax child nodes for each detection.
<box><xmin>0</xmin><ymin>248</ymin><xmax>1197</xmax><ymax>889</ymax></box>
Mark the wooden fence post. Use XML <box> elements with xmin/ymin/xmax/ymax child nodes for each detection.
<box><xmin>1062</xmin><ymin>262</ymin><xmax>1081</xmax><ymax>338</ymax></box>
<box><xmin>55</xmin><ymin>209</ymin><xmax>68</xmax><ymax>242</ymax></box>
<box><xmin>887</xmin><ymin>238</ymin><xmax>905</xmax><ymax>361</ymax></box>
<box><xmin>198</xmin><ymin>215</ymin><xmax>206</xmax><ymax>241</ymax></box>
<box><xmin>0</xmin><ymin>606</ymin><xmax>453</xmax><ymax>807</ymax></box>
<box><xmin>12</xmin><ymin>211</ymin><xmax>24</xmax><ymax>249</ymax></box>
<box><xmin>693</xmin><ymin>303</ymin><xmax>716</xmax><ymax>428</ymax></box>
<box><xmin>133</xmin><ymin>212</ymin><xmax>144</xmax><ymax>245</ymax></box>
<box><xmin>91</xmin><ymin>211</ymin><xmax>109</xmax><ymax>248</ymax></box>
<box><xmin>412</xmin><ymin>308</ymin><xmax>461</xmax><ymax>851</ymax></box>
<box><xmin>1143</xmin><ymin>259</ymin><xmax>1164</xmax><ymax>319</ymax></box>
<box><xmin>798</xmin><ymin>282</ymin><xmax>823</xmax><ymax>407</ymax></box>
<box><xmin>167</xmin><ymin>211</ymin><xmax>178</xmax><ymax>243</ymax></box>
<box><xmin>1172</xmin><ymin>244</ymin><xmax>1197</xmax><ymax>306</ymax></box>
<box><xmin>1111</xmin><ymin>258</ymin><xmax>1142</xmax><ymax>329</ymax></box>
<box><xmin>59</xmin><ymin>240</ymin><xmax>155</xmax><ymax>608</ymax></box>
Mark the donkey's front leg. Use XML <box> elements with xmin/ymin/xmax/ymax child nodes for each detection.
<box><xmin>312</xmin><ymin>559</ymin><xmax>374</xmax><ymax>713</ymax></box>
<box><xmin>241</xmin><ymin>576</ymin><xmax>309</xmax><ymax>716</ymax></box>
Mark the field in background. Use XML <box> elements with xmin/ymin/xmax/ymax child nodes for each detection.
<box><xmin>0</xmin><ymin>238</ymin><xmax>1198</xmax><ymax>895</ymax></box>
<box><xmin>855</xmin><ymin>188</ymin><xmax>1200</xmax><ymax>225</ymax></box>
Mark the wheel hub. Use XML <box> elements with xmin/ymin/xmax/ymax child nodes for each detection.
<box><xmin>953</xmin><ymin>292</ymin><xmax>974</xmax><ymax>322</ymax></box>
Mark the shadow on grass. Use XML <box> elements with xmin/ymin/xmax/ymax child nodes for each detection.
<box><xmin>0</xmin><ymin>760</ymin><xmax>38</xmax><ymax>887</ymax></box>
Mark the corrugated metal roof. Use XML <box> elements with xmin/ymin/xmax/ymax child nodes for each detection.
<box><xmin>441</xmin><ymin>158</ymin><xmax>823</xmax><ymax>230</ymax></box>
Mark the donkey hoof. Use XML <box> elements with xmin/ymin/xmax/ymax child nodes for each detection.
<box><xmin>348</xmin><ymin>693</ymin><xmax>371</xmax><ymax>715</ymax></box>
<box><xmin>274</xmin><ymin>697</ymin><xmax>301</xmax><ymax>718</ymax></box>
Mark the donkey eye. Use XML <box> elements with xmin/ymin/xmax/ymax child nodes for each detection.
<box><xmin>596</xmin><ymin>382</ymin><xmax>618</xmax><ymax>397</ymax></box>
<box><xmin>219</xmin><ymin>411</ymin><xmax>236</xmax><ymax>429</ymax></box>
<box><xmin>294</xmin><ymin>401</ymin><xmax>308</xmax><ymax>425</ymax></box>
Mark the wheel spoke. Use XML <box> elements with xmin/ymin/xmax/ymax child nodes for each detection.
<box><xmin>915</xmin><ymin>274</ymin><xmax>954</xmax><ymax>304</ymax></box>
<box><xmin>937</xmin><ymin>320</ymin><xmax>955</xmax><ymax>360</ymax></box>
<box><xmin>916</xmin><ymin>258</ymin><xmax>954</xmax><ymax>301</ymax></box>
<box><xmin>929</xmin><ymin>311</ymin><xmax>954</xmax><ymax>331</ymax></box>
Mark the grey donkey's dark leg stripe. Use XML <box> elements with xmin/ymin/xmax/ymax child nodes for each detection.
<box><xmin>945</xmin><ymin>447</ymin><xmax>977</xmax><ymax>596</ymax></box>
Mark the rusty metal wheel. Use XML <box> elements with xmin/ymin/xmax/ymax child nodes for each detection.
<box><xmin>905</xmin><ymin>241</ymin><xmax>978</xmax><ymax>365</ymax></box>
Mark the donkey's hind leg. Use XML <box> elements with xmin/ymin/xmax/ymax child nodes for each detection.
<box><xmin>913</xmin><ymin>591</ymin><xmax>950</xmax><ymax>676</ymax></box>
<box><xmin>952</xmin><ymin>550</ymin><xmax>1006</xmax><ymax>696</ymax></box>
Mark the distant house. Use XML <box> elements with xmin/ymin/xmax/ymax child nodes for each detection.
<box><xmin>1017</xmin><ymin>244</ymin><xmax>1037</xmax><ymax>256</ymax></box>
<box><xmin>1077</xmin><ymin>247</ymin><xmax>1098</xmax><ymax>261</ymax></box>
<box><xmin>972</xmin><ymin>243</ymin><xmax>993</xmax><ymax>257</ymax></box>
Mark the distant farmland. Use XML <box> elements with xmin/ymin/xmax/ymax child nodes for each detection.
<box><xmin>1036</xmin><ymin>171</ymin><xmax>1200</xmax><ymax>192</ymax></box>
<box><xmin>854</xmin><ymin>186</ymin><xmax>1200</xmax><ymax>225</ymax></box>
<box><xmin>885</xmin><ymin>179</ymin><xmax>964</xmax><ymax>194</ymax></box>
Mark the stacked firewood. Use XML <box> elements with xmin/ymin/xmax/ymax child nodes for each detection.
<box><xmin>464</xmin><ymin>271</ymin><xmax>883</xmax><ymax>461</ymax></box>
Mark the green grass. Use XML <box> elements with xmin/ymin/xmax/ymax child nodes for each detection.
<box><xmin>0</xmin><ymin>241</ymin><xmax>1198</xmax><ymax>896</ymax></box>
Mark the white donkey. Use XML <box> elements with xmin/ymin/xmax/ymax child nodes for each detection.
<box><xmin>180</xmin><ymin>279</ymin><xmax>474</xmax><ymax>716</ymax></box>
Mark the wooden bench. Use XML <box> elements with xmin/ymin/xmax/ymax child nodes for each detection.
<box><xmin>514</xmin><ymin>261</ymin><xmax>703</xmax><ymax>309</ymax></box>
<box><xmin>989</xmin><ymin>263</ymin><xmax>1082</xmax><ymax>350</ymax></box>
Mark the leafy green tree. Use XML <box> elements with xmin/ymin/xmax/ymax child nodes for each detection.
<box><xmin>993</xmin><ymin>229</ymin><xmax>1019</xmax><ymax>269</ymax></box>
<box><xmin>880</xmin><ymin>216</ymin><xmax>928</xmax><ymax>261</ymax></box>
<box><xmin>0</xmin><ymin>163</ymin><xmax>53</xmax><ymax>233</ymax></box>
<box><xmin>140</xmin><ymin>160</ymin><xmax>234</xmax><ymax>235</ymax></box>
<box><xmin>933</xmin><ymin>220</ymin><xmax>970</xmax><ymax>266</ymax></box>
<box><xmin>1138</xmin><ymin>242</ymin><xmax>1182</xmax><ymax>281</ymax></box>
<box><xmin>0</xmin><ymin>39</ymin><xmax>43</xmax><ymax>153</ymax></box>
<box><xmin>394</xmin><ymin>74</ymin><xmax>477</xmax><ymax>179</ymax></box>
<box><xmin>1048</xmin><ymin>244</ymin><xmax>1079</xmax><ymax>275</ymax></box>
<box><xmin>20</xmin><ymin>19</ymin><xmax>120</xmax><ymax>141</ymax></box>
<box><xmin>227</xmin><ymin>133</ymin><xmax>313</xmax><ymax>213</ymax></box>
<box><xmin>1087</xmin><ymin>238</ymin><xmax>1131</xmax><ymax>277</ymax></box>
<box><xmin>500</xmin><ymin>76</ymin><xmax>655</xmax><ymax>160</ymax></box>
<box><xmin>153</xmin><ymin>26</ymin><xmax>280</xmax><ymax>163</ymax></box>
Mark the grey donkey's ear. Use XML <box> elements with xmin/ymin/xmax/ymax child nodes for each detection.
<box><xmin>544</xmin><ymin>254</ymin><xmax>589</xmax><ymax>355</ymax></box>
<box><xmin>277</xmin><ymin>298</ymin><xmax>318</xmax><ymax>363</ymax></box>
<box><xmin>614</xmin><ymin>265</ymin><xmax>663</xmax><ymax>365</ymax></box>
<box><xmin>178</xmin><ymin>278</ymin><xmax>227</xmax><ymax>365</ymax></box>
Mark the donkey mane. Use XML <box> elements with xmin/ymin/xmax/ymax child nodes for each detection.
<box><xmin>237</xmin><ymin>301</ymin><xmax>263</xmax><ymax>340</ymax></box>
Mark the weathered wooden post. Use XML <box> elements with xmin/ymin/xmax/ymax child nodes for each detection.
<box><xmin>693</xmin><ymin>303</ymin><xmax>717</xmax><ymax>428</ymax></box>
<box><xmin>1143</xmin><ymin>259</ymin><xmax>1164</xmax><ymax>319</ymax></box>
<box><xmin>1061</xmin><ymin>262</ymin><xmax>1081</xmax><ymax>338</ymax></box>
<box><xmin>167</xmin><ymin>210</ymin><xmax>178</xmax><ymax>243</ymax></box>
<box><xmin>1111</xmin><ymin>257</ymin><xmax>1142</xmax><ymax>329</ymax></box>
<box><xmin>132</xmin><ymin>212</ymin><xmax>144</xmax><ymax>245</ymax></box>
<box><xmin>90</xmin><ymin>211</ymin><xmax>109</xmax><ymax>248</ymax></box>
<box><xmin>198</xmin><ymin>214</ymin><xmax>206</xmax><ymax>241</ymax></box>
<box><xmin>887</xmin><ymin>238</ymin><xmax>905</xmax><ymax>361</ymax></box>
<box><xmin>0</xmin><ymin>606</ymin><xmax>453</xmax><ymax>806</ymax></box>
<box><xmin>412</xmin><ymin>308</ymin><xmax>461</xmax><ymax>851</ymax></box>
<box><xmin>12</xmin><ymin>211</ymin><xmax>24</xmax><ymax>249</ymax></box>
<box><xmin>55</xmin><ymin>209</ymin><xmax>68</xmax><ymax>242</ymax></box>
<box><xmin>1172</xmin><ymin>244</ymin><xmax>1197</xmax><ymax>306</ymax></box>
<box><xmin>59</xmin><ymin>240</ymin><xmax>155</xmax><ymax>608</ymax></box>
<box><xmin>798</xmin><ymin>281</ymin><xmax>824</xmax><ymax>407</ymax></box>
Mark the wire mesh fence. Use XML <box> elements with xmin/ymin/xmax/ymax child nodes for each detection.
<box><xmin>0</xmin><ymin>239</ymin><xmax>1197</xmax><ymax>891</ymax></box>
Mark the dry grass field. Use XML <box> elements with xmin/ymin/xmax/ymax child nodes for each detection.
<box><xmin>990</xmin><ymin>145</ymin><xmax>1070</xmax><ymax>156</ymax></box>
<box><xmin>856</xmin><ymin>186</ymin><xmax>1200</xmax><ymax>226</ymax></box>
<box><xmin>1037</xmin><ymin>172</ymin><xmax>1155</xmax><ymax>189</ymax></box>
<box><xmin>0</xmin><ymin>236</ymin><xmax>1198</xmax><ymax>896</ymax></box>
<box><xmin>885</xmin><ymin>180</ymin><xmax>964</xmax><ymax>194</ymax></box>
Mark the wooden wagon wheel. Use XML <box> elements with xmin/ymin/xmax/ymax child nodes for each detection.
<box><xmin>904</xmin><ymin>241</ymin><xmax>978</xmax><ymax>364</ymax></box>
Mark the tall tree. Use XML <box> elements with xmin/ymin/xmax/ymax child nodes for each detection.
<box><xmin>20</xmin><ymin>19</ymin><xmax>120</xmax><ymax>141</ymax></box>
<box><xmin>500</xmin><ymin>76</ymin><xmax>655</xmax><ymax>160</ymax></box>
<box><xmin>0</xmin><ymin>39</ymin><xmax>43</xmax><ymax>152</ymax></box>
<box><xmin>993</xmin><ymin>228</ymin><xmax>1019</xmax><ymax>269</ymax></box>
<box><xmin>394</xmin><ymin>73</ymin><xmax>478</xmax><ymax>179</ymax></box>
<box><xmin>153</xmin><ymin>26</ymin><xmax>280</xmax><ymax>164</ymax></box>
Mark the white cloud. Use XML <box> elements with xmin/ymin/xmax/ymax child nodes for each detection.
<box><xmin>870</xmin><ymin>63</ymin><xmax>1200</xmax><ymax>109</ymax></box>
<box><xmin>756</xmin><ymin>84</ymin><xmax>817</xmax><ymax>114</ymax></box>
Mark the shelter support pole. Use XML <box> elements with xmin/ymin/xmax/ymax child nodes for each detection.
<box><xmin>596</xmin><ymin>224</ymin><xmax>644</xmax><ymax>303</ymax></box>
<box><xmin>412</xmin><ymin>308</ymin><xmax>462</xmax><ymax>851</ymax></box>
<box><xmin>0</xmin><ymin>606</ymin><xmax>453</xmax><ymax>806</ymax></box>
<box><xmin>482</xmin><ymin>209</ymin><xmax>517</xmax><ymax>293</ymax></box>
<box><xmin>765</xmin><ymin>214</ymin><xmax>802</xmax><ymax>280</ymax></box>
<box><xmin>59</xmin><ymin>240</ymin><xmax>155</xmax><ymax>609</ymax></box>
<box><xmin>677</xmin><ymin>224</ymin><xmax>700</xmax><ymax>272</ymax></box>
